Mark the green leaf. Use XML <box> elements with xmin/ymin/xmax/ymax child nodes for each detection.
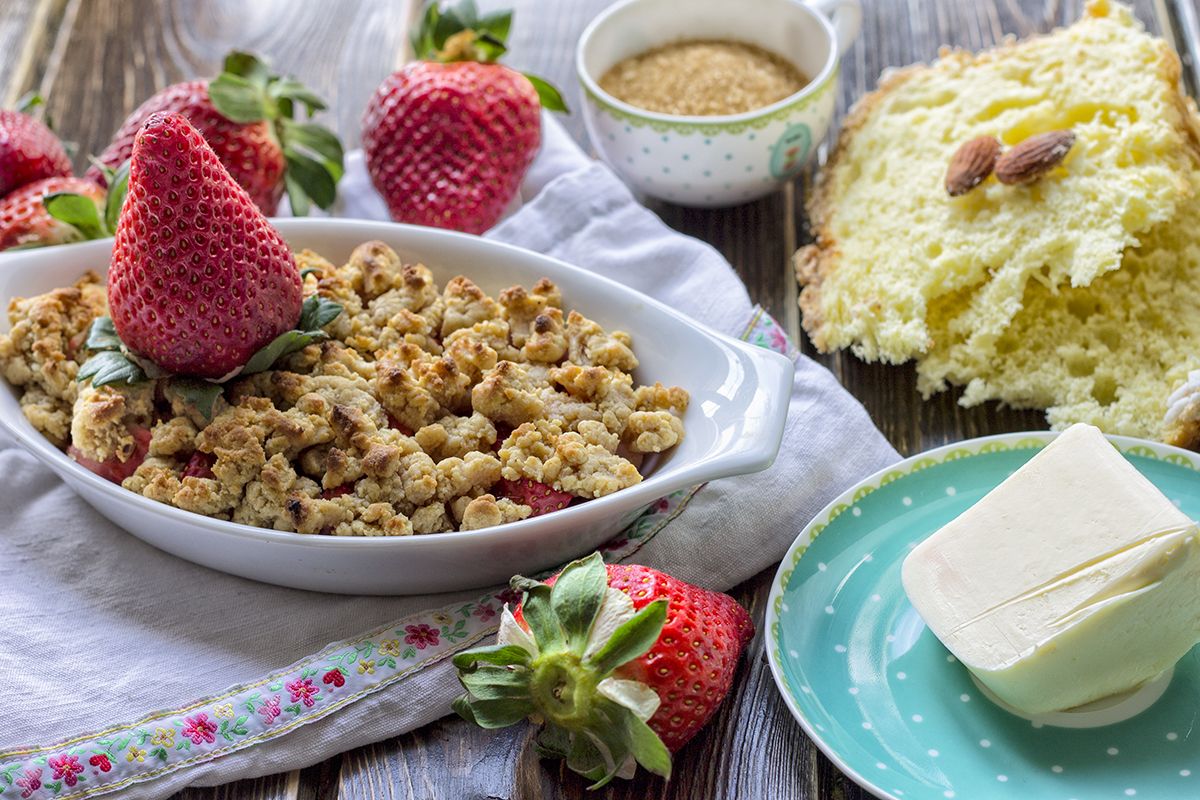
<box><xmin>43</xmin><ymin>192</ymin><xmax>105</xmax><ymax>240</ymax></box>
<box><xmin>477</xmin><ymin>10</ymin><xmax>512</xmax><ymax>44</ymax></box>
<box><xmin>535</xmin><ymin>723</ymin><xmax>572</xmax><ymax>760</ymax></box>
<box><xmin>523</xmin><ymin>73</ymin><xmax>569</xmax><ymax>114</ymax></box>
<box><xmin>411</xmin><ymin>1</ymin><xmax>441</xmax><ymax>59</ymax></box>
<box><xmin>16</xmin><ymin>91</ymin><xmax>44</xmax><ymax>114</ymax></box>
<box><xmin>458</xmin><ymin>666</ymin><xmax>532</xmax><ymax>700</ymax></box>
<box><xmin>284</xmin><ymin>149</ymin><xmax>337</xmax><ymax>210</ymax></box>
<box><xmin>222</xmin><ymin>51</ymin><xmax>271</xmax><ymax>87</ymax></box>
<box><xmin>550</xmin><ymin>552</ymin><xmax>607</xmax><ymax>652</ymax></box>
<box><xmin>269</xmin><ymin>78</ymin><xmax>328</xmax><ymax>115</ymax></box>
<box><xmin>586</xmin><ymin>599</ymin><xmax>667</xmax><ymax>677</ymax></box>
<box><xmin>452</xmin><ymin>643</ymin><xmax>531</xmax><ymax>670</ymax></box>
<box><xmin>300</xmin><ymin>266</ymin><xmax>320</xmax><ymax>279</ymax></box>
<box><xmin>564</xmin><ymin>729</ymin><xmax>609</xmax><ymax>786</ymax></box>
<box><xmin>625</xmin><ymin>710</ymin><xmax>671</xmax><ymax>779</ymax></box>
<box><xmin>77</xmin><ymin>350</ymin><xmax>146</xmax><ymax>387</ymax></box>
<box><xmin>517</xmin><ymin>583</ymin><xmax>563</xmax><ymax>653</ymax></box>
<box><xmin>208</xmin><ymin>73</ymin><xmax>268</xmax><ymax>123</ymax></box>
<box><xmin>432</xmin><ymin>6</ymin><xmax>468</xmax><ymax>50</ymax></box>
<box><xmin>281</xmin><ymin>120</ymin><xmax>344</xmax><ymax>179</ymax></box>
<box><xmin>104</xmin><ymin>159</ymin><xmax>131</xmax><ymax>234</ymax></box>
<box><xmin>449</xmin><ymin>0</ymin><xmax>479</xmax><ymax>27</ymax></box>
<box><xmin>241</xmin><ymin>329</ymin><xmax>328</xmax><ymax>376</ymax></box>
<box><xmin>297</xmin><ymin>294</ymin><xmax>344</xmax><ymax>330</ymax></box>
<box><xmin>453</xmin><ymin>695</ymin><xmax>534</xmax><ymax>729</ymax></box>
<box><xmin>473</xmin><ymin>33</ymin><xmax>508</xmax><ymax>62</ymax></box>
<box><xmin>169</xmin><ymin>377</ymin><xmax>224</xmax><ymax>421</ymax></box>
<box><xmin>285</xmin><ymin>172</ymin><xmax>311</xmax><ymax>218</ymax></box>
<box><xmin>85</xmin><ymin>316</ymin><xmax>123</xmax><ymax>352</ymax></box>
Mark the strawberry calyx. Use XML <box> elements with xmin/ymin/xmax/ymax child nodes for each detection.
<box><xmin>40</xmin><ymin>159</ymin><xmax>129</xmax><ymax>243</ymax></box>
<box><xmin>452</xmin><ymin>552</ymin><xmax>672</xmax><ymax>787</ymax></box>
<box><xmin>205</xmin><ymin>51</ymin><xmax>344</xmax><ymax>215</ymax></box>
<box><xmin>75</xmin><ymin>293</ymin><xmax>343</xmax><ymax>420</ymax></box>
<box><xmin>410</xmin><ymin>0</ymin><xmax>568</xmax><ymax>113</ymax></box>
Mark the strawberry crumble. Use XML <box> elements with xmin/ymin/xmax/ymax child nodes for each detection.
<box><xmin>0</xmin><ymin>241</ymin><xmax>689</xmax><ymax>535</ymax></box>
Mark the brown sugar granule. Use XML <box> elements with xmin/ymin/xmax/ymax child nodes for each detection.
<box><xmin>598</xmin><ymin>39</ymin><xmax>808</xmax><ymax>116</ymax></box>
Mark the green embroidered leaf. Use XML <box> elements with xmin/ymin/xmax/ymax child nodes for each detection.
<box><xmin>218</xmin><ymin>720</ymin><xmax>233</xmax><ymax>741</ymax></box>
<box><xmin>231</xmin><ymin>715</ymin><xmax>249</xmax><ymax>735</ymax></box>
<box><xmin>43</xmin><ymin>192</ymin><xmax>106</xmax><ymax>240</ymax></box>
<box><xmin>149</xmin><ymin>747</ymin><xmax>168</xmax><ymax>762</ymax></box>
<box><xmin>285</xmin><ymin>703</ymin><xmax>302</xmax><ymax>715</ymax></box>
<box><xmin>175</xmin><ymin>739</ymin><xmax>190</xmax><ymax>751</ymax></box>
<box><xmin>78</xmin><ymin>350</ymin><xmax>146</xmax><ymax>388</ymax></box>
<box><xmin>268</xmin><ymin>681</ymin><xmax>283</xmax><ymax>691</ymax></box>
<box><xmin>301</xmin><ymin>667</ymin><xmax>318</xmax><ymax>679</ymax></box>
<box><xmin>380</xmin><ymin>656</ymin><xmax>396</xmax><ymax>668</ymax></box>
<box><xmin>402</xmin><ymin>646</ymin><xmax>416</xmax><ymax>659</ymax></box>
<box><xmin>47</xmin><ymin>781</ymin><xmax>62</xmax><ymax>793</ymax></box>
<box><xmin>550</xmin><ymin>552</ymin><xmax>607</xmax><ymax>652</ymax></box>
<box><xmin>168</xmin><ymin>377</ymin><xmax>223</xmax><ymax>421</ymax></box>
<box><xmin>586</xmin><ymin>599</ymin><xmax>667</xmax><ymax>677</ymax></box>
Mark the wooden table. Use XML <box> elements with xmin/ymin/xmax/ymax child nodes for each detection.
<box><xmin>2</xmin><ymin>0</ymin><xmax>1197</xmax><ymax>797</ymax></box>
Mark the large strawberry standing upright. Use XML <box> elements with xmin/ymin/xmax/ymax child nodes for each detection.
<box><xmin>362</xmin><ymin>1</ymin><xmax>567</xmax><ymax>234</ymax></box>
<box><xmin>106</xmin><ymin>112</ymin><xmax>302</xmax><ymax>378</ymax></box>
<box><xmin>87</xmin><ymin>52</ymin><xmax>343</xmax><ymax>216</ymax></box>
<box><xmin>0</xmin><ymin>95</ymin><xmax>72</xmax><ymax>197</ymax></box>
<box><xmin>452</xmin><ymin>552</ymin><xmax>754</xmax><ymax>786</ymax></box>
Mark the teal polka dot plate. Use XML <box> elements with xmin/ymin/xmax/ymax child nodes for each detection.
<box><xmin>765</xmin><ymin>432</ymin><xmax>1200</xmax><ymax>800</ymax></box>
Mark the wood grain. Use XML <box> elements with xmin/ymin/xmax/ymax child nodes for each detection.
<box><xmin>0</xmin><ymin>0</ymin><xmax>1181</xmax><ymax>798</ymax></box>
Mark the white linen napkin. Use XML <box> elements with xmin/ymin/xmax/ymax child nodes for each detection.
<box><xmin>0</xmin><ymin>117</ymin><xmax>898</xmax><ymax>800</ymax></box>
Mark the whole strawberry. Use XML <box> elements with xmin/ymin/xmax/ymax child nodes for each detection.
<box><xmin>107</xmin><ymin>112</ymin><xmax>302</xmax><ymax>378</ymax></box>
<box><xmin>87</xmin><ymin>52</ymin><xmax>343</xmax><ymax>216</ymax></box>
<box><xmin>0</xmin><ymin>95</ymin><xmax>72</xmax><ymax>198</ymax></box>
<box><xmin>362</xmin><ymin>1</ymin><xmax>567</xmax><ymax>234</ymax></box>
<box><xmin>0</xmin><ymin>176</ymin><xmax>104</xmax><ymax>251</ymax></box>
<box><xmin>453</xmin><ymin>552</ymin><xmax>754</xmax><ymax>787</ymax></box>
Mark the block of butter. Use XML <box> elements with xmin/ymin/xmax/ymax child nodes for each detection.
<box><xmin>902</xmin><ymin>423</ymin><xmax>1200</xmax><ymax>715</ymax></box>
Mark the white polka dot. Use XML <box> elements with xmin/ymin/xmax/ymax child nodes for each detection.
<box><xmin>849</xmin><ymin>687</ymin><xmax>859</xmax><ymax>695</ymax></box>
<box><xmin>835</xmin><ymin>644</ymin><xmax>847</xmax><ymax>653</ymax></box>
<box><xmin>818</xmin><ymin>562</ymin><xmax>828</xmax><ymax>571</ymax></box>
<box><xmin>997</xmin><ymin>775</ymin><xmax>1008</xmax><ymax>783</ymax></box>
<box><xmin>902</xmin><ymin>496</ymin><xmax>913</xmax><ymax>506</ymax></box>
<box><xmin>1168</xmin><ymin>732</ymin><xmax>1178</xmax><ymax>741</ymax></box>
<box><xmin>1125</xmin><ymin>790</ymin><xmax>1136</xmax><ymax>796</ymax></box>
<box><xmin>1174</xmin><ymin>499</ymin><xmax>1183</xmax><ymax>508</ymax></box>
<box><xmin>960</xmin><ymin>693</ymin><xmax>971</xmax><ymax>702</ymax></box>
<box><xmin>980</xmin><ymin>739</ymin><xmax>991</xmax><ymax>748</ymax></box>
<box><xmin>825</xmin><ymin>605</ymin><xmax>835</xmax><ymax>615</ymax></box>
<box><xmin>946</xmin><ymin>654</ymin><xmax>957</xmax><ymax>663</ymax></box>
<box><xmin>864</xmin><ymin>554</ymin><xmax>874</xmax><ymax>562</ymax></box>
<box><xmin>1032</xmin><ymin>721</ymin><xmax>1044</xmax><ymax>729</ymax></box>
<box><xmin>781</xmin><ymin>602</ymin><xmax>790</xmax><ymax>612</ymax></box>
<box><xmin>862</xmin><ymin>721</ymin><xmax>873</xmax><ymax>730</ymax></box>
<box><xmin>946</xmin><ymin>486</ymin><xmax>957</xmax><ymax>496</ymax></box>
<box><xmin>852</xmin><ymin>507</ymin><xmax>862</xmax><ymax>517</ymax></box>
<box><xmin>912</xmin><ymin>714</ymin><xmax>924</xmax><ymax>722</ymax></box>
<box><xmin>814</xmin><ymin>724</ymin><xmax>824</xmax><ymax>731</ymax></box>
<box><xmin>789</xmin><ymin>649</ymin><xmax>798</xmax><ymax>658</ymax></box>
<box><xmin>895</xmin><ymin>792</ymin><xmax>904</xmax><ymax>797</ymax></box>
<box><xmin>944</xmin><ymin>792</ymin><xmax>955</xmax><ymax>798</ymax></box>
<box><xmin>896</xmin><ymin>671</ymin><xmax>907</xmax><ymax>680</ymax></box>
<box><xmin>886</xmin><ymin>634</ymin><xmax>896</xmax><ymax>643</ymax></box>
<box><xmin>1052</xmin><ymin>765</ymin><xmax>1063</xmax><ymax>774</ymax></box>
<box><xmin>928</xmin><ymin>749</ymin><xmax>940</xmax><ymax>757</ymax></box>
<box><xmin>876</xmin><ymin>762</ymin><xmax>886</xmax><ymax>770</ymax></box>
<box><xmin>1108</xmin><ymin>747</ymin><xmax>1119</xmax><ymax>756</ymax></box>
<box><xmin>871</xmin><ymin>593</ymin><xmax>882</xmax><ymax>602</ymax></box>
<box><xmin>1181</xmin><ymin>770</ymin><xmax>1191</xmax><ymax>777</ymax></box>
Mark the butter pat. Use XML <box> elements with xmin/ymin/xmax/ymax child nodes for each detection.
<box><xmin>902</xmin><ymin>423</ymin><xmax>1200</xmax><ymax>715</ymax></box>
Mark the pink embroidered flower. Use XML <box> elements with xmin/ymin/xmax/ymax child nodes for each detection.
<box><xmin>286</xmin><ymin>677</ymin><xmax>320</xmax><ymax>707</ymax></box>
<box><xmin>404</xmin><ymin>623</ymin><xmax>440</xmax><ymax>649</ymax></box>
<box><xmin>322</xmin><ymin>669</ymin><xmax>345</xmax><ymax>687</ymax></box>
<box><xmin>181</xmin><ymin>713</ymin><xmax>218</xmax><ymax>744</ymax></box>
<box><xmin>16</xmin><ymin>767</ymin><xmax>42</xmax><ymax>798</ymax></box>
<box><xmin>656</xmin><ymin>497</ymin><xmax>671</xmax><ymax>511</ymax></box>
<box><xmin>473</xmin><ymin>603</ymin><xmax>497</xmax><ymax>621</ymax></box>
<box><xmin>768</xmin><ymin>326</ymin><xmax>790</xmax><ymax>355</ymax></box>
<box><xmin>49</xmin><ymin>754</ymin><xmax>83</xmax><ymax>787</ymax></box>
<box><xmin>494</xmin><ymin>587</ymin><xmax>522</xmax><ymax>607</ymax></box>
<box><xmin>89</xmin><ymin>754</ymin><xmax>112</xmax><ymax>772</ymax></box>
<box><xmin>258</xmin><ymin>695</ymin><xmax>282</xmax><ymax>724</ymax></box>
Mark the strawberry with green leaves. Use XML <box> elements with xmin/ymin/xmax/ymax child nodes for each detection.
<box><xmin>0</xmin><ymin>176</ymin><xmax>107</xmax><ymax>251</ymax></box>
<box><xmin>362</xmin><ymin>1</ymin><xmax>567</xmax><ymax>234</ymax></box>
<box><xmin>87</xmin><ymin>51</ymin><xmax>343</xmax><ymax>215</ymax></box>
<box><xmin>453</xmin><ymin>552</ymin><xmax>754</xmax><ymax>787</ymax></box>
<box><xmin>0</xmin><ymin>94</ymin><xmax>72</xmax><ymax>198</ymax></box>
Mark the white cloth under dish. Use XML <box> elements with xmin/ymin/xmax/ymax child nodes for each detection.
<box><xmin>0</xmin><ymin>117</ymin><xmax>898</xmax><ymax>799</ymax></box>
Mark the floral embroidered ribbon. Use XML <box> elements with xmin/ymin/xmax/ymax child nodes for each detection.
<box><xmin>0</xmin><ymin>307</ymin><xmax>796</xmax><ymax>800</ymax></box>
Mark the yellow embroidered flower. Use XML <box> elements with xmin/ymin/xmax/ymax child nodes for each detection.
<box><xmin>151</xmin><ymin>728</ymin><xmax>175</xmax><ymax>747</ymax></box>
<box><xmin>378</xmin><ymin>639</ymin><xmax>401</xmax><ymax>656</ymax></box>
<box><xmin>127</xmin><ymin>746</ymin><xmax>146</xmax><ymax>763</ymax></box>
<box><xmin>357</xmin><ymin>659</ymin><xmax>376</xmax><ymax>675</ymax></box>
<box><xmin>431</xmin><ymin>612</ymin><xmax>454</xmax><ymax>626</ymax></box>
<box><xmin>213</xmin><ymin>703</ymin><xmax>234</xmax><ymax>719</ymax></box>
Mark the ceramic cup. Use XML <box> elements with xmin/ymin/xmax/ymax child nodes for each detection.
<box><xmin>576</xmin><ymin>0</ymin><xmax>861</xmax><ymax>207</ymax></box>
